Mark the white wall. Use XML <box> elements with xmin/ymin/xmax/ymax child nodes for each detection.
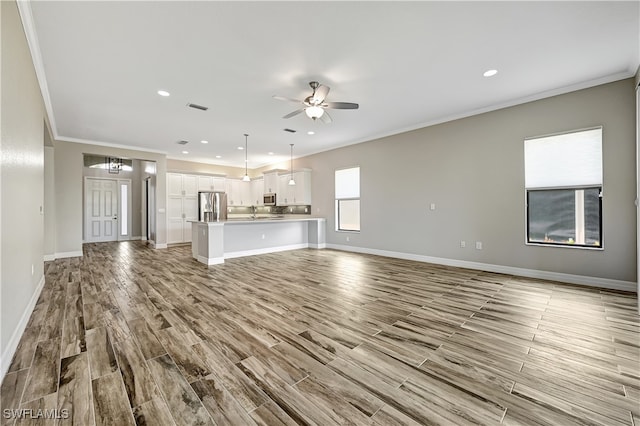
<box><xmin>281</xmin><ymin>79</ymin><xmax>637</xmax><ymax>290</ymax></box>
<box><xmin>1</xmin><ymin>0</ymin><xmax>46</xmax><ymax>378</ymax></box>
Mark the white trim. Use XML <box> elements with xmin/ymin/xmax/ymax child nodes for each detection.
<box><xmin>327</xmin><ymin>244</ymin><xmax>636</xmax><ymax>293</ymax></box>
<box><xmin>43</xmin><ymin>254</ymin><xmax>55</xmax><ymax>262</ymax></box>
<box><xmin>16</xmin><ymin>1</ymin><xmax>58</xmax><ymax>139</ymax></box>
<box><xmin>57</xmin><ymin>136</ymin><xmax>167</xmax><ymax>155</ymax></box>
<box><xmin>197</xmin><ymin>255</ymin><xmax>224</xmax><ymax>265</ymax></box>
<box><xmin>130</xmin><ymin>236</ymin><xmax>142</xmax><ymax>241</ymax></box>
<box><xmin>309</xmin><ymin>243</ymin><xmax>326</xmax><ymax>249</ymax></box>
<box><xmin>55</xmin><ymin>251</ymin><xmax>83</xmax><ymax>259</ymax></box>
<box><xmin>224</xmin><ymin>243</ymin><xmax>309</xmax><ymax>259</ymax></box>
<box><xmin>1</xmin><ymin>276</ymin><xmax>46</xmax><ymax>381</ymax></box>
<box><xmin>153</xmin><ymin>243</ymin><xmax>168</xmax><ymax>249</ymax></box>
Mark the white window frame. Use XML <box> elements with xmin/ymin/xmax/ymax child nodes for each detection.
<box><xmin>335</xmin><ymin>166</ymin><xmax>360</xmax><ymax>232</ymax></box>
<box><xmin>524</xmin><ymin>127</ymin><xmax>603</xmax><ymax>249</ymax></box>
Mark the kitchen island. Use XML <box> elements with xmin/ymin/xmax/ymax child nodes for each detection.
<box><xmin>190</xmin><ymin>217</ymin><xmax>326</xmax><ymax>265</ymax></box>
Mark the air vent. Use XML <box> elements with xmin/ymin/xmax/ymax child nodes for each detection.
<box><xmin>283</xmin><ymin>128</ymin><xmax>297</xmax><ymax>133</ymax></box>
<box><xmin>187</xmin><ymin>103</ymin><xmax>209</xmax><ymax>111</ymax></box>
<box><xmin>177</xmin><ymin>140</ymin><xmax>189</xmax><ymax>145</ymax></box>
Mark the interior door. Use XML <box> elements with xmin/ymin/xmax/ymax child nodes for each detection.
<box><xmin>85</xmin><ymin>178</ymin><xmax>118</xmax><ymax>242</ymax></box>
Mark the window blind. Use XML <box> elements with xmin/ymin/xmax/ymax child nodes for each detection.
<box><xmin>524</xmin><ymin>127</ymin><xmax>602</xmax><ymax>189</ymax></box>
<box><xmin>335</xmin><ymin>167</ymin><xmax>360</xmax><ymax>199</ymax></box>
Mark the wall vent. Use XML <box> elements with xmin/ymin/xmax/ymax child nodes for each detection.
<box><xmin>283</xmin><ymin>128</ymin><xmax>297</xmax><ymax>133</ymax></box>
<box><xmin>177</xmin><ymin>140</ymin><xmax>189</xmax><ymax>145</ymax></box>
<box><xmin>187</xmin><ymin>103</ymin><xmax>209</xmax><ymax>111</ymax></box>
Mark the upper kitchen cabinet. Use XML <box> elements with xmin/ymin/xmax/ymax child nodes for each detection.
<box><xmin>263</xmin><ymin>171</ymin><xmax>278</xmax><ymax>194</ymax></box>
<box><xmin>226</xmin><ymin>178</ymin><xmax>252</xmax><ymax>206</ymax></box>
<box><xmin>251</xmin><ymin>178</ymin><xmax>264</xmax><ymax>206</ymax></box>
<box><xmin>197</xmin><ymin>175</ymin><xmax>226</xmax><ymax>192</ymax></box>
<box><xmin>277</xmin><ymin>169</ymin><xmax>311</xmax><ymax>206</ymax></box>
<box><xmin>168</xmin><ymin>173</ymin><xmax>198</xmax><ymax>197</ymax></box>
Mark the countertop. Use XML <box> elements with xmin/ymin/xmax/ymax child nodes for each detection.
<box><xmin>191</xmin><ymin>216</ymin><xmax>325</xmax><ymax>225</ymax></box>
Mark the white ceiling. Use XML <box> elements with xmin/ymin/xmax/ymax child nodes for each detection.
<box><xmin>23</xmin><ymin>1</ymin><xmax>639</xmax><ymax>169</ymax></box>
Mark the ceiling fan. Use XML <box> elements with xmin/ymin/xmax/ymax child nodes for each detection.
<box><xmin>273</xmin><ymin>81</ymin><xmax>359</xmax><ymax>123</ymax></box>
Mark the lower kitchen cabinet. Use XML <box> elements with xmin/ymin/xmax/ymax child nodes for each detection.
<box><xmin>167</xmin><ymin>194</ymin><xmax>197</xmax><ymax>244</ymax></box>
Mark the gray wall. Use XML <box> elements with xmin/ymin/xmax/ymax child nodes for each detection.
<box><xmin>53</xmin><ymin>141</ymin><xmax>167</xmax><ymax>254</ymax></box>
<box><xmin>1</xmin><ymin>0</ymin><xmax>45</xmax><ymax>371</ymax></box>
<box><xmin>282</xmin><ymin>79</ymin><xmax>636</xmax><ymax>283</ymax></box>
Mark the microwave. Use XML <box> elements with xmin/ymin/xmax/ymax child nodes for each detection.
<box><xmin>263</xmin><ymin>193</ymin><xmax>276</xmax><ymax>206</ymax></box>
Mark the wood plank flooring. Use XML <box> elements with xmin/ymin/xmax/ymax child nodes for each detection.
<box><xmin>2</xmin><ymin>241</ymin><xmax>639</xmax><ymax>425</ymax></box>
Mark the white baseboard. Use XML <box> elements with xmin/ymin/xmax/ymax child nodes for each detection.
<box><xmin>130</xmin><ymin>236</ymin><xmax>142</xmax><ymax>241</ymax></box>
<box><xmin>327</xmin><ymin>244</ymin><xmax>637</xmax><ymax>293</ymax></box>
<box><xmin>55</xmin><ymin>250</ymin><xmax>83</xmax><ymax>259</ymax></box>
<box><xmin>225</xmin><ymin>243</ymin><xmax>309</xmax><ymax>260</ymax></box>
<box><xmin>152</xmin><ymin>243</ymin><xmax>168</xmax><ymax>249</ymax></box>
<box><xmin>197</xmin><ymin>255</ymin><xmax>224</xmax><ymax>265</ymax></box>
<box><xmin>43</xmin><ymin>254</ymin><xmax>55</xmax><ymax>262</ymax></box>
<box><xmin>1</xmin><ymin>275</ymin><xmax>46</xmax><ymax>381</ymax></box>
<box><xmin>309</xmin><ymin>243</ymin><xmax>326</xmax><ymax>249</ymax></box>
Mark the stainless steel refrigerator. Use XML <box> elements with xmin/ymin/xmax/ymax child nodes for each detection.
<box><xmin>198</xmin><ymin>191</ymin><xmax>227</xmax><ymax>222</ymax></box>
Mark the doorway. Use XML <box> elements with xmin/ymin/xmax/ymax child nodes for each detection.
<box><xmin>84</xmin><ymin>177</ymin><xmax>132</xmax><ymax>243</ymax></box>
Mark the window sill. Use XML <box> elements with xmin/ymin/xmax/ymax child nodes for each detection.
<box><xmin>525</xmin><ymin>241</ymin><xmax>604</xmax><ymax>251</ymax></box>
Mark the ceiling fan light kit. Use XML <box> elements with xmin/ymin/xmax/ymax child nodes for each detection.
<box><xmin>305</xmin><ymin>106</ymin><xmax>324</xmax><ymax>120</ymax></box>
<box><xmin>275</xmin><ymin>81</ymin><xmax>359</xmax><ymax>123</ymax></box>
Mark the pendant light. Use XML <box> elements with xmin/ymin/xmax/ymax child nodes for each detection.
<box><xmin>288</xmin><ymin>143</ymin><xmax>296</xmax><ymax>186</ymax></box>
<box><xmin>242</xmin><ymin>133</ymin><xmax>250</xmax><ymax>182</ymax></box>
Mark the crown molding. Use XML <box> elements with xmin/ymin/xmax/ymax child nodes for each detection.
<box><xmin>16</xmin><ymin>0</ymin><xmax>59</xmax><ymax>139</ymax></box>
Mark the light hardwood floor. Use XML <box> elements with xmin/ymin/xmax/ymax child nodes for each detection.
<box><xmin>2</xmin><ymin>241</ymin><xmax>639</xmax><ymax>425</ymax></box>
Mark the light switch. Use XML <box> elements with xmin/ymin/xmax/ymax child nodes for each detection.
<box><xmin>430</xmin><ymin>203</ymin><xmax>436</xmax><ymax>211</ymax></box>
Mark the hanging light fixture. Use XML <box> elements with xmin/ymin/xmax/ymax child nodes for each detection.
<box><xmin>242</xmin><ymin>133</ymin><xmax>250</xmax><ymax>181</ymax></box>
<box><xmin>288</xmin><ymin>143</ymin><xmax>296</xmax><ymax>186</ymax></box>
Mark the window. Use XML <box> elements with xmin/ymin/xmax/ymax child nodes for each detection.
<box><xmin>524</xmin><ymin>127</ymin><xmax>602</xmax><ymax>248</ymax></box>
<box><xmin>335</xmin><ymin>167</ymin><xmax>360</xmax><ymax>231</ymax></box>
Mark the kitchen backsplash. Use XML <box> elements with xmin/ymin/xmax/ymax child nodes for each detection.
<box><xmin>227</xmin><ymin>205</ymin><xmax>311</xmax><ymax>215</ymax></box>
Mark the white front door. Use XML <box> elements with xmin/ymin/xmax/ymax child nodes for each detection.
<box><xmin>85</xmin><ymin>178</ymin><xmax>118</xmax><ymax>242</ymax></box>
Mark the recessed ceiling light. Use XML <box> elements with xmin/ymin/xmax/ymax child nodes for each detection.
<box><xmin>200</xmin><ymin>140</ymin><xmax>208</xmax><ymax>144</ymax></box>
<box><xmin>181</xmin><ymin>150</ymin><xmax>189</xmax><ymax>154</ymax></box>
<box><xmin>483</xmin><ymin>69</ymin><xmax>498</xmax><ymax>77</ymax></box>
<box><xmin>307</xmin><ymin>131</ymin><xmax>315</xmax><ymax>135</ymax></box>
<box><xmin>268</xmin><ymin>152</ymin><xmax>274</xmax><ymax>155</ymax></box>
<box><xmin>237</xmin><ymin>146</ymin><xmax>244</xmax><ymax>150</ymax></box>
<box><xmin>157</xmin><ymin>90</ymin><xmax>170</xmax><ymax>97</ymax></box>
<box><xmin>215</xmin><ymin>155</ymin><xmax>222</xmax><ymax>159</ymax></box>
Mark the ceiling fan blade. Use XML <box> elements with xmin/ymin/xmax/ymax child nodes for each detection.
<box><xmin>323</xmin><ymin>101</ymin><xmax>359</xmax><ymax>110</ymax></box>
<box><xmin>312</xmin><ymin>84</ymin><xmax>330</xmax><ymax>104</ymax></box>
<box><xmin>319</xmin><ymin>110</ymin><xmax>332</xmax><ymax>124</ymax></box>
<box><xmin>283</xmin><ymin>109</ymin><xmax>304</xmax><ymax>119</ymax></box>
<box><xmin>273</xmin><ymin>95</ymin><xmax>302</xmax><ymax>103</ymax></box>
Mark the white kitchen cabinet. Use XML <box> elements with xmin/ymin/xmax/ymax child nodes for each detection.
<box><xmin>197</xmin><ymin>176</ymin><xmax>212</xmax><ymax>191</ymax></box>
<box><xmin>277</xmin><ymin>170</ymin><xmax>311</xmax><ymax>205</ymax></box>
<box><xmin>227</xmin><ymin>178</ymin><xmax>252</xmax><ymax>206</ymax></box>
<box><xmin>263</xmin><ymin>171</ymin><xmax>278</xmax><ymax>194</ymax></box>
<box><xmin>251</xmin><ymin>178</ymin><xmax>264</xmax><ymax>206</ymax></box>
<box><xmin>167</xmin><ymin>173</ymin><xmax>198</xmax><ymax>244</ymax></box>
<box><xmin>197</xmin><ymin>175</ymin><xmax>226</xmax><ymax>192</ymax></box>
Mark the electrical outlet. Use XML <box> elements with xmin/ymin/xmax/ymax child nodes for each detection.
<box><xmin>261</xmin><ymin>234</ymin><xmax>266</xmax><ymax>240</ymax></box>
<box><xmin>476</xmin><ymin>241</ymin><xmax>483</xmax><ymax>250</ymax></box>
<box><xmin>460</xmin><ymin>241</ymin><xmax>466</xmax><ymax>248</ymax></box>
<box><xmin>346</xmin><ymin>236</ymin><xmax>350</xmax><ymax>242</ymax></box>
<box><xmin>430</xmin><ymin>203</ymin><xmax>436</xmax><ymax>211</ymax></box>
<box><xmin>31</xmin><ymin>264</ymin><xmax>34</xmax><ymax>276</ymax></box>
